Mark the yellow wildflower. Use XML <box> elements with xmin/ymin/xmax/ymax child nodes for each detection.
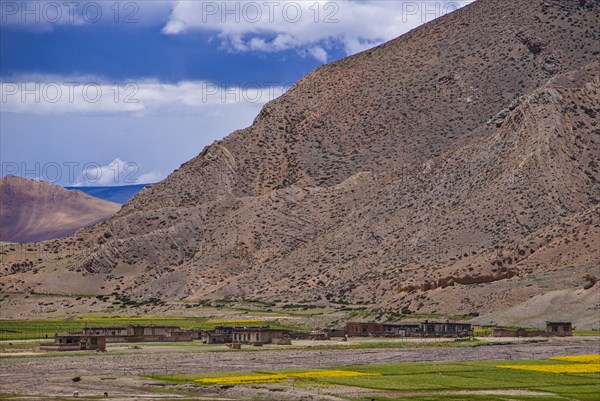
<box><xmin>196</xmin><ymin>374</ymin><xmax>288</xmax><ymax>385</ymax></box>
<box><xmin>498</xmin><ymin>355</ymin><xmax>600</xmax><ymax>375</ymax></box>
<box><xmin>194</xmin><ymin>370</ymin><xmax>380</xmax><ymax>385</ymax></box>
<box><xmin>550</xmin><ymin>354</ymin><xmax>600</xmax><ymax>364</ymax></box>
<box><xmin>498</xmin><ymin>364</ymin><xmax>600</xmax><ymax>374</ymax></box>
<box><xmin>290</xmin><ymin>370</ymin><xmax>379</xmax><ymax>378</ymax></box>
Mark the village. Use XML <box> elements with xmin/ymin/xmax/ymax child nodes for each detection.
<box><xmin>39</xmin><ymin>319</ymin><xmax>573</xmax><ymax>352</ymax></box>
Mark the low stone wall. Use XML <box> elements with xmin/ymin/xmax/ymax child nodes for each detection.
<box><xmin>40</xmin><ymin>343</ymin><xmax>80</xmax><ymax>351</ymax></box>
<box><xmin>326</xmin><ymin>330</ymin><xmax>346</xmax><ymax>338</ymax></box>
<box><xmin>492</xmin><ymin>328</ymin><xmax>546</xmax><ymax>337</ymax></box>
<box><xmin>288</xmin><ymin>331</ymin><xmax>311</xmax><ymax>340</ymax></box>
<box><xmin>104</xmin><ymin>334</ymin><xmax>192</xmax><ymax>343</ymax></box>
<box><xmin>420</xmin><ymin>332</ymin><xmax>473</xmax><ymax>338</ymax></box>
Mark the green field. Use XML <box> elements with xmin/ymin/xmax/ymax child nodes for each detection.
<box><xmin>0</xmin><ymin>317</ymin><xmax>303</xmax><ymax>341</ymax></box>
<box><xmin>150</xmin><ymin>357</ymin><xmax>600</xmax><ymax>401</ymax></box>
<box><xmin>574</xmin><ymin>330</ymin><xmax>600</xmax><ymax>337</ymax></box>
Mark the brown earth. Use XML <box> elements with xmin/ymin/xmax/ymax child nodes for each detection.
<box><xmin>0</xmin><ymin>338</ymin><xmax>598</xmax><ymax>400</ymax></box>
<box><xmin>0</xmin><ymin>176</ymin><xmax>120</xmax><ymax>243</ymax></box>
<box><xmin>0</xmin><ymin>0</ymin><xmax>599</xmax><ymax>322</ymax></box>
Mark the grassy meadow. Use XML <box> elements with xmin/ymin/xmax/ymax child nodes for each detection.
<box><xmin>150</xmin><ymin>355</ymin><xmax>600</xmax><ymax>401</ymax></box>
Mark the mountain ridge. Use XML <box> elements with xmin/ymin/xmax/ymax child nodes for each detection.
<box><xmin>0</xmin><ymin>176</ymin><xmax>121</xmax><ymax>243</ymax></box>
<box><xmin>0</xmin><ymin>0</ymin><xmax>598</xmax><ymax>321</ymax></box>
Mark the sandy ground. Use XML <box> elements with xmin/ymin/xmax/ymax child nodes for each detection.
<box><xmin>1</xmin><ymin>337</ymin><xmax>599</xmax><ymax>400</ymax></box>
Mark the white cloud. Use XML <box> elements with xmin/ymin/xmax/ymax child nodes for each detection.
<box><xmin>308</xmin><ymin>46</ymin><xmax>328</xmax><ymax>63</ymax></box>
<box><xmin>1</xmin><ymin>75</ymin><xmax>285</xmax><ymax>187</ymax></box>
<box><xmin>2</xmin><ymin>1</ymin><xmax>475</xmax><ymax>61</ymax></box>
<box><xmin>162</xmin><ymin>1</ymin><xmax>475</xmax><ymax>59</ymax></box>
<box><xmin>0</xmin><ymin>76</ymin><xmax>288</xmax><ymax>116</ymax></box>
<box><xmin>343</xmin><ymin>36</ymin><xmax>381</xmax><ymax>56</ymax></box>
<box><xmin>76</xmin><ymin>158</ymin><xmax>164</xmax><ymax>186</ymax></box>
<box><xmin>138</xmin><ymin>171</ymin><xmax>164</xmax><ymax>184</ymax></box>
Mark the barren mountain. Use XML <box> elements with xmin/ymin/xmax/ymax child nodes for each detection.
<box><xmin>0</xmin><ymin>0</ymin><xmax>598</xmax><ymax>320</ymax></box>
<box><xmin>0</xmin><ymin>176</ymin><xmax>120</xmax><ymax>243</ymax></box>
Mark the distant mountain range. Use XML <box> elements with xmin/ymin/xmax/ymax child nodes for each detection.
<box><xmin>0</xmin><ymin>176</ymin><xmax>120</xmax><ymax>243</ymax></box>
<box><xmin>65</xmin><ymin>184</ymin><xmax>149</xmax><ymax>204</ymax></box>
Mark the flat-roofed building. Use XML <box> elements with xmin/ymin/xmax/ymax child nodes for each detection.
<box><xmin>346</xmin><ymin>322</ymin><xmax>383</xmax><ymax>337</ymax></box>
<box><xmin>420</xmin><ymin>320</ymin><xmax>472</xmax><ymax>337</ymax></box>
<box><xmin>231</xmin><ymin>326</ymin><xmax>287</xmax><ymax>344</ymax></box>
<box><xmin>546</xmin><ymin>322</ymin><xmax>572</xmax><ymax>337</ymax></box>
<box><xmin>382</xmin><ymin>323</ymin><xmax>421</xmax><ymax>337</ymax></box>
<box><xmin>40</xmin><ymin>335</ymin><xmax>106</xmax><ymax>352</ymax></box>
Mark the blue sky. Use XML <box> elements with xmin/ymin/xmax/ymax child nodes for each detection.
<box><xmin>1</xmin><ymin>0</ymin><xmax>472</xmax><ymax>186</ymax></box>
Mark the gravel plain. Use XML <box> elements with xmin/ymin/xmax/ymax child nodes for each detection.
<box><xmin>1</xmin><ymin>337</ymin><xmax>599</xmax><ymax>400</ymax></box>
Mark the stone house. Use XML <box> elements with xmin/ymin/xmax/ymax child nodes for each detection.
<box><xmin>546</xmin><ymin>322</ymin><xmax>572</xmax><ymax>337</ymax></box>
<box><xmin>346</xmin><ymin>322</ymin><xmax>383</xmax><ymax>337</ymax></box>
<box><xmin>347</xmin><ymin>322</ymin><xmax>422</xmax><ymax>337</ymax></box>
<box><xmin>83</xmin><ymin>326</ymin><xmax>128</xmax><ymax>337</ymax></box>
<box><xmin>420</xmin><ymin>321</ymin><xmax>473</xmax><ymax>337</ymax></box>
<box><xmin>231</xmin><ymin>326</ymin><xmax>287</xmax><ymax>344</ymax></box>
<box><xmin>382</xmin><ymin>323</ymin><xmax>421</xmax><ymax>337</ymax></box>
<box><xmin>40</xmin><ymin>335</ymin><xmax>106</xmax><ymax>352</ymax></box>
<box><xmin>82</xmin><ymin>325</ymin><xmax>192</xmax><ymax>342</ymax></box>
<box><xmin>201</xmin><ymin>331</ymin><xmax>230</xmax><ymax>344</ymax></box>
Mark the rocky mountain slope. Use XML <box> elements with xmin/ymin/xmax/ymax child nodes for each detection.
<box><xmin>0</xmin><ymin>0</ymin><xmax>598</xmax><ymax>319</ymax></box>
<box><xmin>0</xmin><ymin>176</ymin><xmax>120</xmax><ymax>243</ymax></box>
